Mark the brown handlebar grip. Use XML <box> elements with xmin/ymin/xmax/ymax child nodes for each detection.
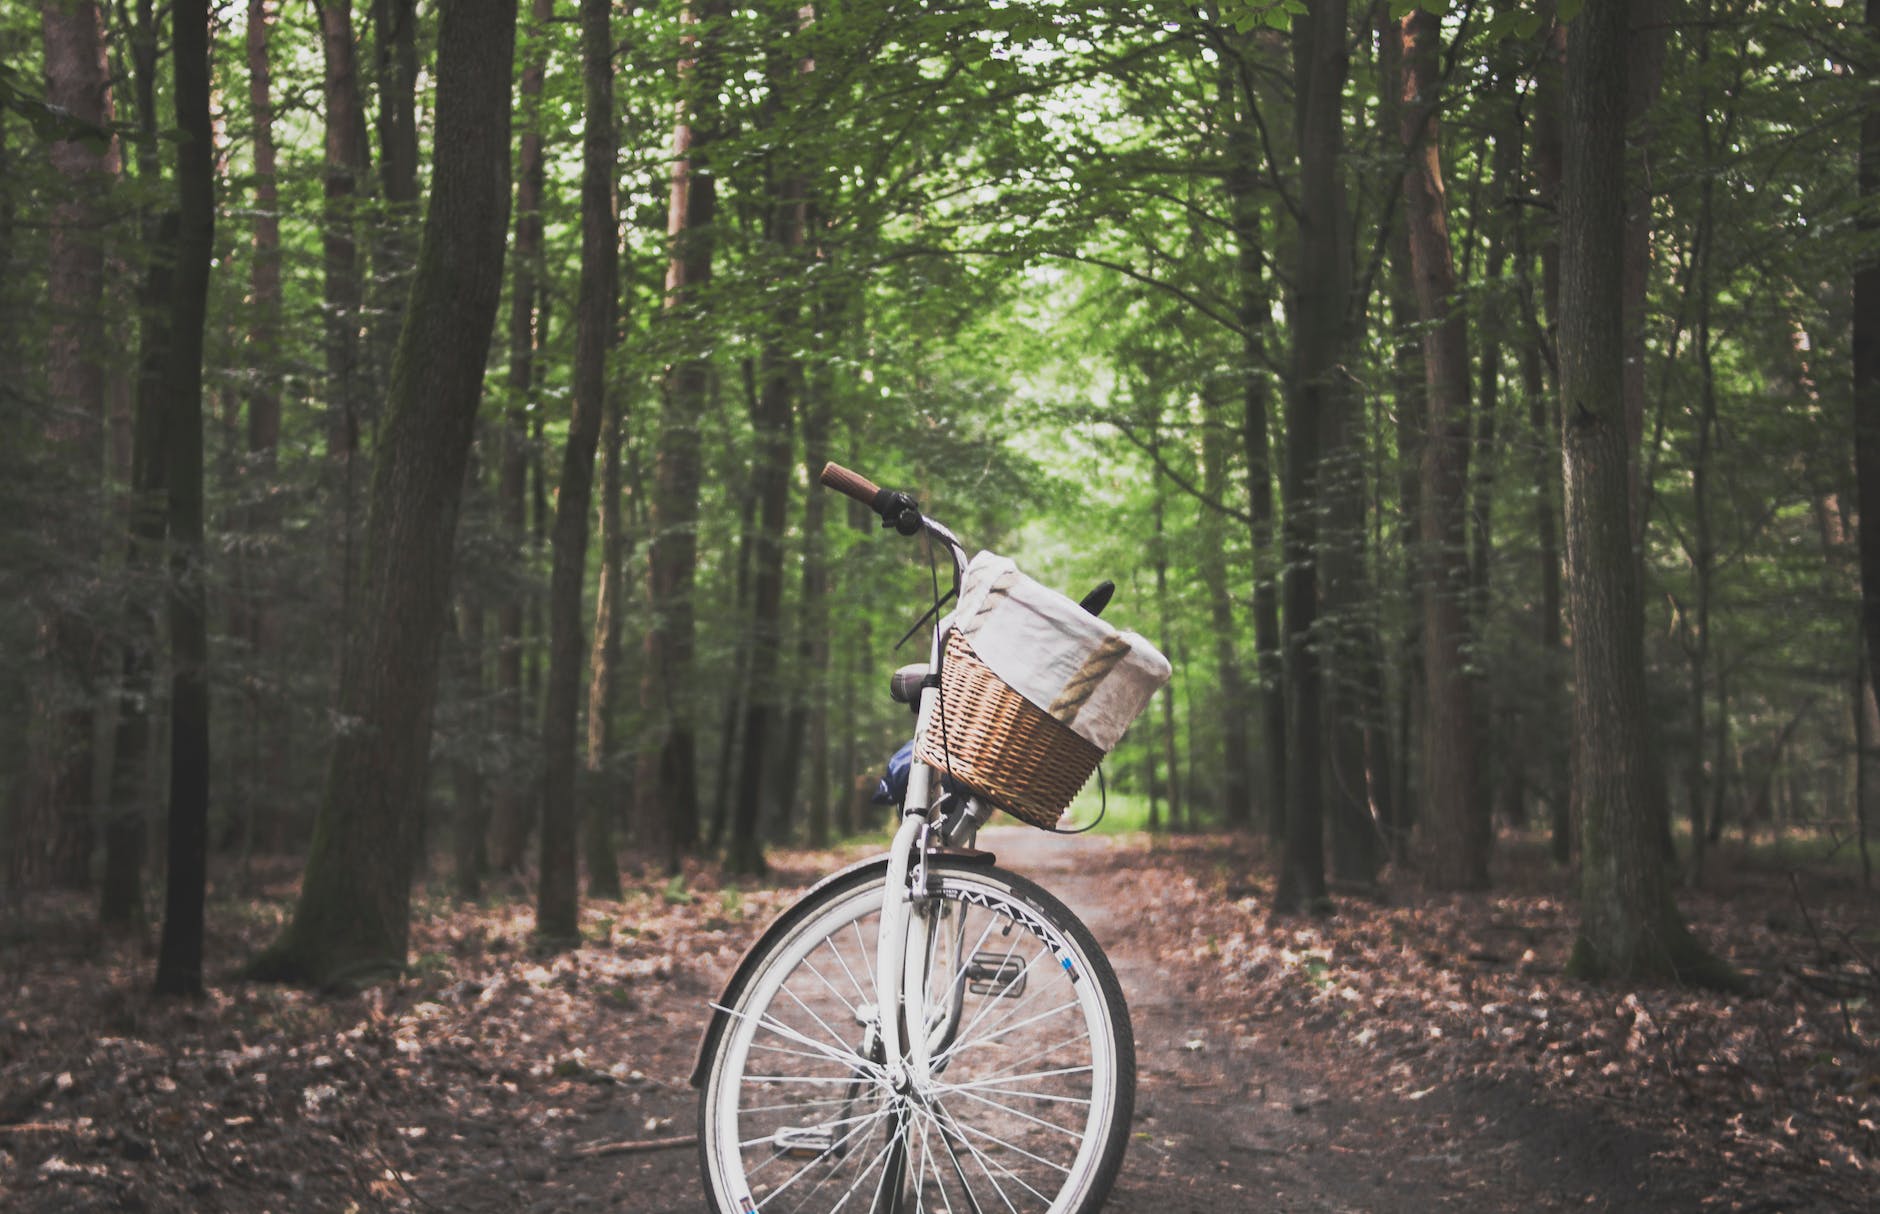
<box><xmin>819</xmin><ymin>461</ymin><xmax>882</xmax><ymax>507</ymax></box>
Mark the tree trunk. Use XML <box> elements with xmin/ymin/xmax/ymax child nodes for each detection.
<box><xmin>1684</xmin><ymin>38</ymin><xmax>1720</xmax><ymax>886</ymax></box>
<box><xmin>490</xmin><ymin>0</ymin><xmax>555</xmax><ymax>875</ymax></box>
<box><xmin>1856</xmin><ymin>0</ymin><xmax>1880</xmax><ymax>735</ymax></box>
<box><xmin>101</xmin><ymin>0</ymin><xmax>171</xmax><ymax>929</ymax></box>
<box><xmin>728</xmin><ymin>37</ymin><xmax>806</xmax><ymax>871</ymax></box>
<box><xmin>1378</xmin><ymin>12</ymin><xmax>1423</xmax><ymax>859</ymax></box>
<box><xmin>369</xmin><ymin>0</ymin><xmax>420</xmax><ymax>359</ymax></box>
<box><xmin>1220</xmin><ymin>41</ymin><xmax>1286</xmax><ymax>840</ymax></box>
<box><xmin>248</xmin><ymin>0</ymin><xmax>517</xmax><ymax>987</ymax></box>
<box><xmin>640</xmin><ymin>0</ymin><xmax>728</xmax><ymax>870</ymax></box>
<box><xmin>707</xmin><ymin>487</ymin><xmax>757</xmax><ymax>851</ymax></box>
<box><xmin>452</xmin><ymin>598</ymin><xmax>490</xmax><ymax>899</ymax></box>
<box><xmin>153</xmin><ymin>0</ymin><xmax>215</xmax><ymax>997</ymax></box>
<box><xmin>1399</xmin><ymin>6</ymin><xmax>1485</xmax><ymax>891</ymax></box>
<box><xmin>1150</xmin><ymin>464</ymin><xmax>1183</xmax><ymax>833</ymax></box>
<box><xmin>1198</xmin><ymin>382</ymin><xmax>1253</xmax><ymax>828</ymax></box>
<box><xmin>1272</xmin><ymin>0</ymin><xmax>1346</xmax><ymax>916</ymax></box>
<box><xmin>34</xmin><ymin>0</ymin><xmax>119</xmax><ymax>891</ymax></box>
<box><xmin>1560</xmin><ymin>0</ymin><xmax>1725</xmax><ymax>987</ymax></box>
<box><xmin>798</xmin><ymin>350</ymin><xmax>834</xmax><ymax>847</ymax></box>
<box><xmin>1621</xmin><ymin>0</ymin><xmax>1669</xmax><ymax>547</ymax></box>
<box><xmin>585</xmin><ymin>385</ymin><xmax>625</xmax><ymax>899</ymax></box>
<box><xmin>320</xmin><ymin>0</ymin><xmax>370</xmax><ymax>679</ymax></box>
<box><xmin>539</xmin><ymin>0</ymin><xmax>617</xmax><ymax>940</ymax></box>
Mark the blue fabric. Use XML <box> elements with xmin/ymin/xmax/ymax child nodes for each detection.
<box><xmin>873</xmin><ymin>738</ymin><xmax>917</xmax><ymax>805</ymax></box>
<box><xmin>873</xmin><ymin>738</ymin><xmax>962</xmax><ymax>806</ymax></box>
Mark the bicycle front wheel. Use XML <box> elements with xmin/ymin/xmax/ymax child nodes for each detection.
<box><xmin>698</xmin><ymin>859</ymin><xmax>1135</xmax><ymax>1214</ymax></box>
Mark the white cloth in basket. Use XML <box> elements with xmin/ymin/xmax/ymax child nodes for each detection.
<box><xmin>952</xmin><ymin>552</ymin><xmax>1171</xmax><ymax>753</ymax></box>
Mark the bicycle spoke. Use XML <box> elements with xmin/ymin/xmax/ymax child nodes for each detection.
<box><xmin>827</xmin><ymin>930</ymin><xmax>874</xmax><ymax>1010</ymax></box>
<box><xmin>748</xmin><ymin>1097</ymin><xmax>894</xmax><ymax>1198</ymax></box>
<box><xmin>929</xmin><ymin>1097</ymin><xmax>1072</xmax><ymax>1178</ymax></box>
<box><xmin>937</xmin><ymin>1064</ymin><xmax>1093</xmax><ymax>1095</ymax></box>
<box><xmin>941</xmin><ymin>1087</ymin><xmax>1083</xmax><ymax>1142</ymax></box>
<box><xmin>938</xmin><ymin>1084</ymin><xmax>1090</xmax><ymax>1109</ymax></box>
<box><xmin>916</xmin><ymin>1101</ymin><xmax>1040</xmax><ymax>1212</ymax></box>
<box><xmin>780</xmin><ymin>981</ymin><xmax>869</xmax><ymax>1062</ymax></box>
<box><xmin>925</xmin><ymin>1101</ymin><xmax>983</xmax><ymax>1214</ymax></box>
<box><xmin>934</xmin><ymin>930</ymin><xmax>1037</xmax><ymax>1064</ymax></box>
<box><xmin>936</xmin><ymin>998</ymin><xmax>1081</xmax><ymax>1069</ymax></box>
<box><xmin>954</xmin><ymin>1033</ymin><xmax>1089</xmax><ymax>1085</ymax></box>
<box><xmin>714</xmin><ymin>1001</ymin><xmax>882</xmax><ymax>1078</ymax></box>
<box><xmin>739</xmin><ymin>1106</ymin><xmax>889</xmax><ymax>1151</ymax></box>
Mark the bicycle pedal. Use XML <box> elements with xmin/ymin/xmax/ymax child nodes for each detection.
<box><xmin>965</xmin><ymin>952</ymin><xmax>1028</xmax><ymax>997</ymax></box>
<box><xmin>771</xmin><ymin>1125</ymin><xmax>839</xmax><ymax>1159</ymax></box>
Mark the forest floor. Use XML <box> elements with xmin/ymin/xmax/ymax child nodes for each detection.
<box><xmin>1</xmin><ymin>827</ymin><xmax>1876</xmax><ymax>1213</ymax></box>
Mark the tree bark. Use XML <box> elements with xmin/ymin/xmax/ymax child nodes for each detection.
<box><xmin>1856</xmin><ymin>0</ymin><xmax>1880</xmax><ymax>732</ymax></box>
<box><xmin>1399</xmin><ymin>6</ymin><xmax>1485</xmax><ymax>890</ymax></box>
<box><xmin>153</xmin><ymin>0</ymin><xmax>215</xmax><ymax>997</ymax></box>
<box><xmin>1151</xmin><ymin>462</ymin><xmax>1184</xmax><ymax>832</ymax></box>
<box><xmin>585</xmin><ymin>384</ymin><xmax>625</xmax><ymax>899</ymax></box>
<box><xmin>1220</xmin><ymin>37</ymin><xmax>1286</xmax><ymax>839</ymax></box>
<box><xmin>320</xmin><ymin>0</ymin><xmax>370</xmax><ymax>677</ymax></box>
<box><xmin>1198</xmin><ymin>379</ymin><xmax>1253</xmax><ymax>828</ymax></box>
<box><xmin>101</xmin><ymin>0</ymin><xmax>171</xmax><ymax>929</ymax></box>
<box><xmin>369</xmin><ymin>0</ymin><xmax>420</xmax><ymax>356</ymax></box>
<box><xmin>1528</xmin><ymin>6</ymin><xmax>1571</xmax><ymax>863</ymax></box>
<box><xmin>1560</xmin><ymin>0</ymin><xmax>1725</xmax><ymax>987</ymax></box>
<box><xmin>1272</xmin><ymin>0</ymin><xmax>1346</xmax><ymax>915</ymax></box>
<box><xmin>249</xmin><ymin>0</ymin><xmax>517</xmax><ymax>987</ymax></box>
<box><xmin>798</xmin><ymin>356</ymin><xmax>834</xmax><ymax>848</ymax></box>
<box><xmin>640</xmin><ymin>0</ymin><xmax>729</xmax><ymax>870</ymax></box>
<box><xmin>490</xmin><ymin>0</ymin><xmax>555</xmax><ymax>875</ymax></box>
<box><xmin>34</xmin><ymin>0</ymin><xmax>120</xmax><ymax>890</ymax></box>
<box><xmin>1378</xmin><ymin>12</ymin><xmax>1423</xmax><ymax>860</ymax></box>
<box><xmin>1621</xmin><ymin>0</ymin><xmax>1669</xmax><ymax>547</ymax></box>
<box><xmin>540</xmin><ymin>0</ymin><xmax>618</xmax><ymax>939</ymax></box>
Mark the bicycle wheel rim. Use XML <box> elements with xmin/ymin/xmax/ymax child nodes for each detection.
<box><xmin>700</xmin><ymin>863</ymin><xmax>1128</xmax><ymax>1214</ymax></box>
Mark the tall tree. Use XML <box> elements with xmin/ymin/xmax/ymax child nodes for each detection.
<box><xmin>584</xmin><ymin>382</ymin><xmax>626</xmax><ymax>899</ymax></box>
<box><xmin>320</xmin><ymin>0</ymin><xmax>371</xmax><ymax>670</ymax></box>
<box><xmin>1219</xmin><ymin>30</ymin><xmax>1287</xmax><ymax>838</ymax></box>
<box><xmin>369</xmin><ymin>0</ymin><xmax>420</xmax><ymax>349</ymax></box>
<box><xmin>540</xmin><ymin>0</ymin><xmax>618</xmax><ymax>939</ymax></box>
<box><xmin>1559</xmin><ymin>0</ymin><xmax>1723</xmax><ymax>985</ymax></box>
<box><xmin>250</xmin><ymin>0</ymin><xmax>518</xmax><ymax>986</ymax></box>
<box><xmin>1856</xmin><ymin>0</ymin><xmax>1880</xmax><ymax>709</ymax></box>
<box><xmin>34</xmin><ymin>0</ymin><xmax>119</xmax><ymax>890</ymax></box>
<box><xmin>640</xmin><ymin>0</ymin><xmax>730</xmax><ymax>869</ymax></box>
<box><xmin>100</xmin><ymin>0</ymin><xmax>172</xmax><ymax>928</ymax></box>
<box><xmin>490</xmin><ymin>0</ymin><xmax>555</xmax><ymax>875</ymax></box>
<box><xmin>1197</xmin><ymin>384</ymin><xmax>1253</xmax><ymax>827</ymax></box>
<box><xmin>152</xmin><ymin>0</ymin><xmax>214</xmax><ymax>997</ymax></box>
<box><xmin>729</xmin><ymin>15</ymin><xmax>808</xmax><ymax>873</ymax></box>
<box><xmin>1272</xmin><ymin>0</ymin><xmax>1347</xmax><ymax>915</ymax></box>
<box><xmin>1399</xmin><ymin>5</ymin><xmax>1485</xmax><ymax>890</ymax></box>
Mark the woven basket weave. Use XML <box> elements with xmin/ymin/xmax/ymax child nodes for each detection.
<box><xmin>915</xmin><ymin>631</ymin><xmax>1103</xmax><ymax>829</ymax></box>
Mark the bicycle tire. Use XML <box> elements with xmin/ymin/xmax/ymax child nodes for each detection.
<box><xmin>697</xmin><ymin>859</ymin><xmax>1135</xmax><ymax>1214</ymax></box>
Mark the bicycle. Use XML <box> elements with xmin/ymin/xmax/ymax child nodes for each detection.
<box><xmin>692</xmin><ymin>462</ymin><xmax>1170</xmax><ymax>1214</ymax></box>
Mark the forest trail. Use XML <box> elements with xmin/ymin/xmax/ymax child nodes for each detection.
<box><xmin>946</xmin><ymin>827</ymin><xmax>1722</xmax><ymax>1214</ymax></box>
<box><xmin>608</xmin><ymin>828</ymin><xmax>1721</xmax><ymax>1213</ymax></box>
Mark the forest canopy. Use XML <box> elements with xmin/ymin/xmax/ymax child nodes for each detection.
<box><xmin>1</xmin><ymin>0</ymin><xmax>1876</xmax><ymax>987</ymax></box>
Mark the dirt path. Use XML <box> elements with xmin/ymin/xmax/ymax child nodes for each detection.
<box><xmin>983</xmin><ymin>827</ymin><xmax>1724</xmax><ymax>1214</ymax></box>
<box><xmin>582</xmin><ymin>828</ymin><xmax>1723</xmax><ymax>1213</ymax></box>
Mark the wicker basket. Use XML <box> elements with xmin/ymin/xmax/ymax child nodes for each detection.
<box><xmin>915</xmin><ymin>631</ymin><xmax>1103</xmax><ymax>829</ymax></box>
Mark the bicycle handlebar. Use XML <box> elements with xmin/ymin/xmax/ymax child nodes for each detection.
<box><xmin>819</xmin><ymin>461</ymin><xmax>885</xmax><ymax>509</ymax></box>
<box><xmin>820</xmin><ymin>461</ymin><xmax>927</xmax><ymax>536</ymax></box>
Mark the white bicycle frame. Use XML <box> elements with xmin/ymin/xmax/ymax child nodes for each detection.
<box><xmin>873</xmin><ymin>522</ymin><xmax>977</xmax><ymax>1097</ymax></box>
